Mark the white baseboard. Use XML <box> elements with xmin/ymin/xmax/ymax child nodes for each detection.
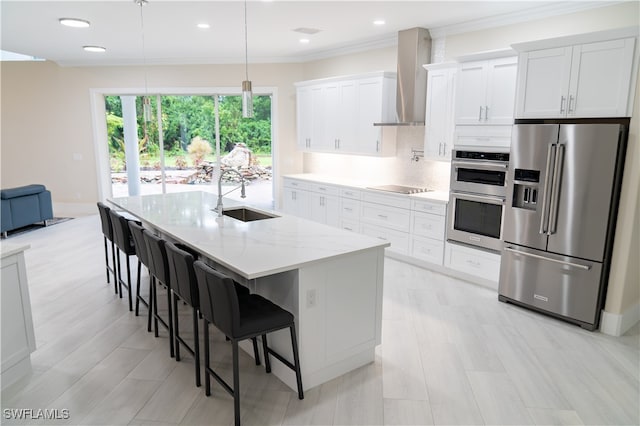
<box><xmin>600</xmin><ymin>301</ymin><xmax>640</xmax><ymax>336</ymax></box>
<box><xmin>53</xmin><ymin>202</ymin><xmax>96</xmax><ymax>218</ymax></box>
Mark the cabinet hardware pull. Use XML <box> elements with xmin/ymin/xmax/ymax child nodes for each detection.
<box><xmin>344</xmin><ymin>227</ymin><xmax>352</xmax><ymax>231</ymax></box>
<box><xmin>443</xmin><ymin>143</ymin><xmax>447</xmax><ymax>157</ymax></box>
<box><xmin>484</xmin><ymin>105</ymin><xmax>489</xmax><ymax>121</ymax></box>
<box><xmin>377</xmin><ymin>214</ymin><xmax>388</xmax><ymax>219</ymax></box>
<box><xmin>376</xmin><ymin>140</ymin><xmax>380</xmax><ymax>152</ymax></box>
<box><xmin>568</xmin><ymin>95</ymin><xmax>575</xmax><ymax>114</ymax></box>
<box><xmin>559</xmin><ymin>96</ymin><xmax>565</xmax><ymax>114</ymax></box>
<box><xmin>344</xmin><ymin>207</ymin><xmax>352</xmax><ymax>211</ymax></box>
<box><xmin>438</xmin><ymin>142</ymin><xmax>443</xmax><ymax>156</ymax></box>
<box><xmin>478</xmin><ymin>106</ymin><xmax>483</xmax><ymax>121</ymax></box>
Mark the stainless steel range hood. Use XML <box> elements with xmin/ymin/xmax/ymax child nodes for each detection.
<box><xmin>375</xmin><ymin>27</ymin><xmax>431</xmax><ymax>126</ymax></box>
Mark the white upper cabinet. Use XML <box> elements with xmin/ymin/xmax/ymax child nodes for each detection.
<box><xmin>455</xmin><ymin>56</ymin><xmax>518</xmax><ymax>125</ymax></box>
<box><xmin>295</xmin><ymin>72</ymin><xmax>397</xmax><ymax>156</ymax></box>
<box><xmin>514</xmin><ymin>32</ymin><xmax>637</xmax><ymax>118</ymax></box>
<box><xmin>424</xmin><ymin>63</ymin><xmax>457</xmax><ymax>161</ymax></box>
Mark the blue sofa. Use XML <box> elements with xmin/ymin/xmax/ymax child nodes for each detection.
<box><xmin>1</xmin><ymin>184</ymin><xmax>54</xmax><ymax>237</ymax></box>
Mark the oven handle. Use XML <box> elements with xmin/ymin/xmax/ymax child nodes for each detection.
<box><xmin>451</xmin><ymin>191</ymin><xmax>505</xmax><ymax>205</ymax></box>
<box><xmin>504</xmin><ymin>246</ymin><xmax>590</xmax><ymax>271</ymax></box>
<box><xmin>452</xmin><ymin>161</ymin><xmax>509</xmax><ymax>171</ymax></box>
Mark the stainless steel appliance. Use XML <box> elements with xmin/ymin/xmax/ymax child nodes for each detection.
<box><xmin>447</xmin><ymin>149</ymin><xmax>510</xmax><ymax>252</ymax></box>
<box><xmin>499</xmin><ymin>122</ymin><xmax>628</xmax><ymax>330</ymax></box>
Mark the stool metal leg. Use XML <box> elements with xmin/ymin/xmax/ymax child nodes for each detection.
<box><xmin>290</xmin><ymin>324</ymin><xmax>304</xmax><ymax>400</ymax></box>
<box><xmin>193</xmin><ymin>307</ymin><xmax>201</xmax><ymax>387</ymax></box>
<box><xmin>232</xmin><ymin>341</ymin><xmax>240</xmax><ymax>426</ymax></box>
<box><xmin>204</xmin><ymin>320</ymin><xmax>211</xmax><ymax>396</ymax></box>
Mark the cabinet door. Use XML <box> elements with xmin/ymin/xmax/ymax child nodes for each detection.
<box><xmin>296</xmin><ymin>87</ymin><xmax>313</xmax><ymax>149</ymax></box>
<box><xmin>485</xmin><ymin>56</ymin><xmax>518</xmax><ymax>124</ymax></box>
<box><xmin>515</xmin><ymin>47</ymin><xmax>573</xmax><ymax>118</ymax></box>
<box><xmin>336</xmin><ymin>81</ymin><xmax>358</xmax><ymax>152</ymax></box>
<box><xmin>425</xmin><ymin>68</ymin><xmax>453</xmax><ymax>159</ymax></box>
<box><xmin>357</xmin><ymin>78</ymin><xmax>384</xmax><ymax>154</ymax></box>
<box><xmin>455</xmin><ymin>61</ymin><xmax>487</xmax><ymax>124</ymax></box>
<box><xmin>569</xmin><ymin>37</ymin><xmax>636</xmax><ymax>117</ymax></box>
<box><xmin>323</xmin><ymin>82</ymin><xmax>340</xmax><ymax>150</ymax></box>
<box><xmin>310</xmin><ymin>193</ymin><xmax>340</xmax><ymax>226</ymax></box>
<box><xmin>283</xmin><ymin>187</ymin><xmax>310</xmax><ymax>218</ymax></box>
<box><xmin>310</xmin><ymin>85</ymin><xmax>327</xmax><ymax>150</ymax></box>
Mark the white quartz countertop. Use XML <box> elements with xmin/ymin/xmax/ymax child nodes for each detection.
<box><xmin>283</xmin><ymin>174</ymin><xmax>449</xmax><ymax>204</ymax></box>
<box><xmin>0</xmin><ymin>243</ymin><xmax>30</xmax><ymax>259</ymax></box>
<box><xmin>109</xmin><ymin>191</ymin><xmax>389</xmax><ymax>279</ymax></box>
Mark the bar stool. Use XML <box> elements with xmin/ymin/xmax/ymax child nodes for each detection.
<box><xmin>165</xmin><ymin>241</ymin><xmax>202</xmax><ymax>387</ymax></box>
<box><xmin>128</xmin><ymin>221</ymin><xmax>152</xmax><ymax>331</ymax></box>
<box><xmin>193</xmin><ymin>261</ymin><xmax>304</xmax><ymax>426</ymax></box>
<box><xmin>109</xmin><ymin>210</ymin><xmax>141</xmax><ymax>311</ymax></box>
<box><xmin>143</xmin><ymin>229</ymin><xmax>174</xmax><ymax>358</ymax></box>
<box><xmin>96</xmin><ymin>202</ymin><xmax>117</xmax><ymax>294</ymax></box>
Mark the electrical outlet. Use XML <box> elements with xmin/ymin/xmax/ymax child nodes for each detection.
<box><xmin>306</xmin><ymin>289</ymin><xmax>317</xmax><ymax>308</ymax></box>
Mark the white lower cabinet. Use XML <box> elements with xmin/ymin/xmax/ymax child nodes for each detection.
<box><xmin>284</xmin><ymin>177</ymin><xmax>504</xmax><ymax>288</ymax></box>
<box><xmin>444</xmin><ymin>242</ymin><xmax>501</xmax><ymax>284</ymax></box>
<box><xmin>309</xmin><ymin>183</ymin><xmax>341</xmax><ymax>227</ymax></box>
<box><xmin>282</xmin><ymin>179</ymin><xmax>311</xmax><ymax>218</ymax></box>
<box><xmin>411</xmin><ymin>236</ymin><xmax>445</xmax><ymax>264</ymax></box>
<box><xmin>361</xmin><ymin>223</ymin><xmax>410</xmax><ymax>255</ymax></box>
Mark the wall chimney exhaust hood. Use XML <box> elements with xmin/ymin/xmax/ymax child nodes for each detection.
<box><xmin>375</xmin><ymin>27</ymin><xmax>432</xmax><ymax>126</ymax></box>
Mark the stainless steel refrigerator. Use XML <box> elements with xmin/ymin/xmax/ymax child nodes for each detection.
<box><xmin>499</xmin><ymin>122</ymin><xmax>628</xmax><ymax>330</ymax></box>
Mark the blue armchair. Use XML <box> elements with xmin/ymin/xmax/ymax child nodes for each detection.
<box><xmin>1</xmin><ymin>184</ymin><xmax>54</xmax><ymax>237</ymax></box>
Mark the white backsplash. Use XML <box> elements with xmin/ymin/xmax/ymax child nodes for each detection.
<box><xmin>303</xmin><ymin>126</ymin><xmax>451</xmax><ymax>191</ymax></box>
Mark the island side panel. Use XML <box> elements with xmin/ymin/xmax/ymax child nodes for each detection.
<box><xmin>252</xmin><ymin>247</ymin><xmax>385</xmax><ymax>391</ymax></box>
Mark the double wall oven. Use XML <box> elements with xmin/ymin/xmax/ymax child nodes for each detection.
<box><xmin>447</xmin><ymin>149</ymin><xmax>509</xmax><ymax>252</ymax></box>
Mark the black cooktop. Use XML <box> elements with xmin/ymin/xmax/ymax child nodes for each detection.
<box><xmin>368</xmin><ymin>184</ymin><xmax>431</xmax><ymax>194</ymax></box>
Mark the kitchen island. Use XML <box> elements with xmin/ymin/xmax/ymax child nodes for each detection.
<box><xmin>109</xmin><ymin>191</ymin><xmax>389</xmax><ymax>391</ymax></box>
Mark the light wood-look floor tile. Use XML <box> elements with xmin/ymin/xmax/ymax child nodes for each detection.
<box><xmin>1</xmin><ymin>214</ymin><xmax>638</xmax><ymax>426</ymax></box>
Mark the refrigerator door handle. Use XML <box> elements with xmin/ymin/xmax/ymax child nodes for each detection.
<box><xmin>539</xmin><ymin>143</ymin><xmax>556</xmax><ymax>234</ymax></box>
<box><xmin>504</xmin><ymin>247</ymin><xmax>591</xmax><ymax>271</ymax></box>
<box><xmin>548</xmin><ymin>144</ymin><xmax>565</xmax><ymax>235</ymax></box>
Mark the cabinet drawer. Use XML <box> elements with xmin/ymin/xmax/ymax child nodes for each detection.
<box><xmin>454</xmin><ymin>125</ymin><xmax>512</xmax><ymax>148</ymax></box>
<box><xmin>310</xmin><ymin>183</ymin><xmax>339</xmax><ymax>196</ymax></box>
<box><xmin>361</xmin><ymin>202</ymin><xmax>411</xmax><ymax>232</ymax></box>
<box><xmin>363</xmin><ymin>191</ymin><xmax>412</xmax><ymax>210</ymax></box>
<box><xmin>339</xmin><ymin>219</ymin><xmax>360</xmax><ymax>233</ymax></box>
<box><xmin>340</xmin><ymin>188</ymin><xmax>362</xmax><ymax>200</ymax></box>
<box><xmin>361</xmin><ymin>224</ymin><xmax>409</xmax><ymax>254</ymax></box>
<box><xmin>411</xmin><ymin>199</ymin><xmax>446</xmax><ymax>216</ymax></box>
<box><xmin>411</xmin><ymin>236</ymin><xmax>444</xmax><ymax>265</ymax></box>
<box><xmin>340</xmin><ymin>198</ymin><xmax>361</xmax><ymax>220</ymax></box>
<box><xmin>411</xmin><ymin>211</ymin><xmax>445</xmax><ymax>240</ymax></box>
<box><xmin>283</xmin><ymin>178</ymin><xmax>311</xmax><ymax>191</ymax></box>
<box><xmin>444</xmin><ymin>242</ymin><xmax>501</xmax><ymax>282</ymax></box>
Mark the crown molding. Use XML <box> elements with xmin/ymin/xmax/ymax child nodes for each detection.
<box><xmin>429</xmin><ymin>1</ymin><xmax>626</xmax><ymax>39</ymax></box>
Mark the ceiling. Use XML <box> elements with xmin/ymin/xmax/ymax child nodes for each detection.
<box><xmin>0</xmin><ymin>1</ymin><xmax>614</xmax><ymax>67</ymax></box>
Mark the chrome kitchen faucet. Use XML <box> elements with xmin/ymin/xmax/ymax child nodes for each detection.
<box><xmin>216</xmin><ymin>169</ymin><xmax>246</xmax><ymax>216</ymax></box>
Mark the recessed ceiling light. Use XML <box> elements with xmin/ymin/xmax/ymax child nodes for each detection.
<box><xmin>373</xmin><ymin>20</ymin><xmax>385</xmax><ymax>26</ymax></box>
<box><xmin>293</xmin><ymin>27</ymin><xmax>321</xmax><ymax>35</ymax></box>
<box><xmin>197</xmin><ymin>23</ymin><xmax>210</xmax><ymax>29</ymax></box>
<box><xmin>59</xmin><ymin>18</ymin><xmax>90</xmax><ymax>28</ymax></box>
<box><xmin>83</xmin><ymin>45</ymin><xmax>106</xmax><ymax>53</ymax></box>
<box><xmin>299</xmin><ymin>38</ymin><xmax>310</xmax><ymax>44</ymax></box>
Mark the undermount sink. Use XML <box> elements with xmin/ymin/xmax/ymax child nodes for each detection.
<box><xmin>222</xmin><ymin>207</ymin><xmax>278</xmax><ymax>222</ymax></box>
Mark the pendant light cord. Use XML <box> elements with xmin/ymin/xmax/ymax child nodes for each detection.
<box><xmin>138</xmin><ymin>0</ymin><xmax>148</xmax><ymax>95</ymax></box>
<box><xmin>244</xmin><ymin>0</ymin><xmax>249</xmax><ymax>81</ymax></box>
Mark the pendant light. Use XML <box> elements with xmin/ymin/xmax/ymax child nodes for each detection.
<box><xmin>135</xmin><ymin>0</ymin><xmax>152</xmax><ymax>122</ymax></box>
<box><xmin>241</xmin><ymin>0</ymin><xmax>253</xmax><ymax>118</ymax></box>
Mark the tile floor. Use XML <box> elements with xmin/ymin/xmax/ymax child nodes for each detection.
<box><xmin>1</xmin><ymin>214</ymin><xmax>638</xmax><ymax>425</ymax></box>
